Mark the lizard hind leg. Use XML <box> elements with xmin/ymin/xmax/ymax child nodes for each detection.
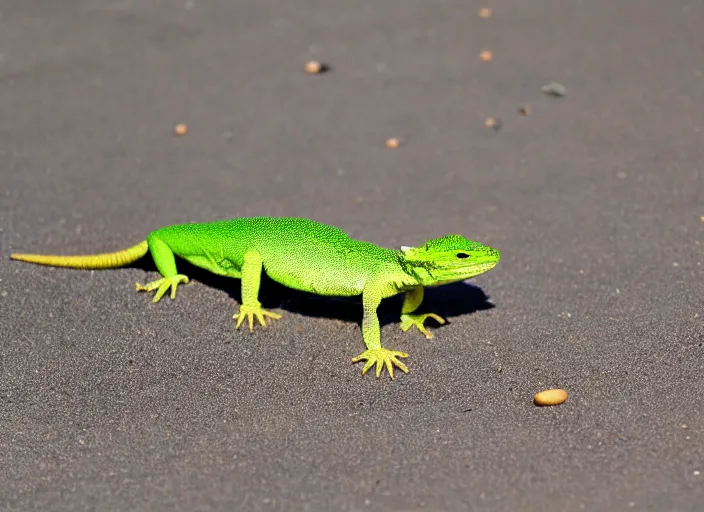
<box><xmin>233</xmin><ymin>305</ymin><xmax>282</xmax><ymax>331</ymax></box>
<box><xmin>135</xmin><ymin>232</ymin><xmax>189</xmax><ymax>302</ymax></box>
<box><xmin>136</xmin><ymin>274</ymin><xmax>189</xmax><ymax>302</ymax></box>
<box><xmin>232</xmin><ymin>250</ymin><xmax>283</xmax><ymax>332</ymax></box>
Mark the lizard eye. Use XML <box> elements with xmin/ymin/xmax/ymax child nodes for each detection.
<box><xmin>456</xmin><ymin>252</ymin><xmax>469</xmax><ymax>259</ymax></box>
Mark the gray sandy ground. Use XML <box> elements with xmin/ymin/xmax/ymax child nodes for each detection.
<box><xmin>1</xmin><ymin>1</ymin><xmax>703</xmax><ymax>511</ymax></box>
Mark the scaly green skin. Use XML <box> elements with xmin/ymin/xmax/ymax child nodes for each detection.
<box><xmin>11</xmin><ymin>217</ymin><xmax>500</xmax><ymax>379</ymax></box>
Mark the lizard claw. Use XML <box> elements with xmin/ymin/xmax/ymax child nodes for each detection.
<box><xmin>352</xmin><ymin>348</ymin><xmax>409</xmax><ymax>379</ymax></box>
<box><xmin>136</xmin><ymin>274</ymin><xmax>189</xmax><ymax>302</ymax></box>
<box><xmin>400</xmin><ymin>313</ymin><xmax>446</xmax><ymax>339</ymax></box>
<box><xmin>233</xmin><ymin>305</ymin><xmax>282</xmax><ymax>331</ymax></box>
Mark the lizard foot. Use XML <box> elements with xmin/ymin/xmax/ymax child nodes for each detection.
<box><xmin>400</xmin><ymin>313</ymin><xmax>446</xmax><ymax>339</ymax></box>
<box><xmin>233</xmin><ymin>304</ymin><xmax>282</xmax><ymax>331</ymax></box>
<box><xmin>352</xmin><ymin>348</ymin><xmax>409</xmax><ymax>380</ymax></box>
<box><xmin>136</xmin><ymin>274</ymin><xmax>189</xmax><ymax>302</ymax></box>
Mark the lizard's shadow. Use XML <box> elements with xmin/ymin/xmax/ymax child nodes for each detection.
<box><xmin>131</xmin><ymin>258</ymin><xmax>495</xmax><ymax>328</ymax></box>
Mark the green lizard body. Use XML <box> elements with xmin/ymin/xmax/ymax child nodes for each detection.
<box><xmin>11</xmin><ymin>217</ymin><xmax>500</xmax><ymax>379</ymax></box>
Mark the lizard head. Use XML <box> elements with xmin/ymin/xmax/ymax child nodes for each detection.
<box><xmin>397</xmin><ymin>234</ymin><xmax>500</xmax><ymax>287</ymax></box>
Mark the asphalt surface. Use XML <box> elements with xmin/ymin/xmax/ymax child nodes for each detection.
<box><xmin>1</xmin><ymin>1</ymin><xmax>703</xmax><ymax>511</ymax></box>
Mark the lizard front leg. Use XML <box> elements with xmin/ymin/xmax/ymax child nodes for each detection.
<box><xmin>351</xmin><ymin>283</ymin><xmax>408</xmax><ymax>379</ymax></box>
<box><xmin>135</xmin><ymin>234</ymin><xmax>189</xmax><ymax>302</ymax></box>
<box><xmin>233</xmin><ymin>250</ymin><xmax>282</xmax><ymax>331</ymax></box>
<box><xmin>399</xmin><ymin>286</ymin><xmax>446</xmax><ymax>339</ymax></box>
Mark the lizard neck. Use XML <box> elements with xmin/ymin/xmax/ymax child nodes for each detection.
<box><xmin>349</xmin><ymin>242</ymin><xmax>420</xmax><ymax>297</ymax></box>
<box><xmin>393</xmin><ymin>249</ymin><xmax>428</xmax><ymax>286</ymax></box>
<box><xmin>379</xmin><ymin>249</ymin><xmax>423</xmax><ymax>296</ymax></box>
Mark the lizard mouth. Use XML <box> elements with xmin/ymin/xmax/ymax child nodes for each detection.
<box><xmin>397</xmin><ymin>245</ymin><xmax>500</xmax><ymax>285</ymax></box>
<box><xmin>425</xmin><ymin>261</ymin><xmax>499</xmax><ymax>287</ymax></box>
<box><xmin>432</xmin><ymin>249</ymin><xmax>500</xmax><ymax>282</ymax></box>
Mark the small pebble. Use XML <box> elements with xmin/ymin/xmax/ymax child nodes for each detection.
<box><xmin>385</xmin><ymin>137</ymin><xmax>402</xmax><ymax>149</ymax></box>
<box><xmin>534</xmin><ymin>388</ymin><xmax>568</xmax><ymax>406</ymax></box>
<box><xmin>478</xmin><ymin>7</ymin><xmax>492</xmax><ymax>18</ymax></box>
<box><xmin>174</xmin><ymin>123</ymin><xmax>188</xmax><ymax>136</ymax></box>
<box><xmin>305</xmin><ymin>61</ymin><xmax>327</xmax><ymax>74</ymax></box>
<box><xmin>541</xmin><ymin>82</ymin><xmax>567</xmax><ymax>97</ymax></box>
<box><xmin>484</xmin><ymin>117</ymin><xmax>502</xmax><ymax>131</ymax></box>
<box><xmin>479</xmin><ymin>50</ymin><xmax>493</xmax><ymax>63</ymax></box>
<box><xmin>518</xmin><ymin>105</ymin><xmax>531</xmax><ymax>116</ymax></box>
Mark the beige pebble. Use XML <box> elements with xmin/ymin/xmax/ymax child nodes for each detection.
<box><xmin>478</xmin><ymin>7</ymin><xmax>492</xmax><ymax>18</ymax></box>
<box><xmin>534</xmin><ymin>388</ymin><xmax>568</xmax><ymax>406</ymax></box>
<box><xmin>541</xmin><ymin>81</ymin><xmax>567</xmax><ymax>97</ymax></box>
<box><xmin>174</xmin><ymin>123</ymin><xmax>188</xmax><ymax>136</ymax></box>
<box><xmin>305</xmin><ymin>61</ymin><xmax>324</xmax><ymax>74</ymax></box>
<box><xmin>484</xmin><ymin>117</ymin><xmax>501</xmax><ymax>131</ymax></box>
<box><xmin>385</xmin><ymin>137</ymin><xmax>402</xmax><ymax>148</ymax></box>
<box><xmin>479</xmin><ymin>50</ymin><xmax>493</xmax><ymax>62</ymax></box>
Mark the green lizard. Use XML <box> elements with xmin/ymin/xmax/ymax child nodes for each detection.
<box><xmin>10</xmin><ymin>217</ymin><xmax>500</xmax><ymax>379</ymax></box>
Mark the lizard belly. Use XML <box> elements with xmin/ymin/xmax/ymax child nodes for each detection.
<box><xmin>263</xmin><ymin>260</ymin><xmax>364</xmax><ymax>297</ymax></box>
<box><xmin>180</xmin><ymin>253</ymin><xmax>242</xmax><ymax>278</ymax></box>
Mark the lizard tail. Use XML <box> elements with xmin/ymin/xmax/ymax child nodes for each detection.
<box><xmin>10</xmin><ymin>240</ymin><xmax>149</xmax><ymax>269</ymax></box>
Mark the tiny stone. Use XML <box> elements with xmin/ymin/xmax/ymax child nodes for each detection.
<box><xmin>385</xmin><ymin>138</ymin><xmax>402</xmax><ymax>149</ymax></box>
<box><xmin>534</xmin><ymin>388</ymin><xmax>568</xmax><ymax>406</ymax></box>
<box><xmin>541</xmin><ymin>81</ymin><xmax>567</xmax><ymax>97</ymax></box>
<box><xmin>484</xmin><ymin>117</ymin><xmax>502</xmax><ymax>131</ymax></box>
<box><xmin>305</xmin><ymin>61</ymin><xmax>329</xmax><ymax>74</ymax></box>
